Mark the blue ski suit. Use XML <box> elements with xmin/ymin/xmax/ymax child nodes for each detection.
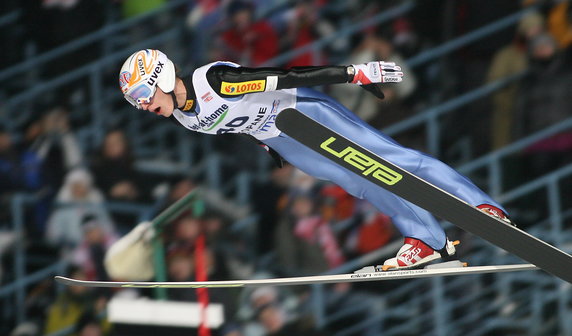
<box><xmin>173</xmin><ymin>61</ymin><xmax>507</xmax><ymax>250</ymax></box>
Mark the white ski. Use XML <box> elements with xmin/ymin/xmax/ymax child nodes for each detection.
<box><xmin>54</xmin><ymin>263</ymin><xmax>538</xmax><ymax>288</ymax></box>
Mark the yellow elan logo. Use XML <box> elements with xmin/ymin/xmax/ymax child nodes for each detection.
<box><xmin>320</xmin><ymin>137</ymin><xmax>402</xmax><ymax>186</ymax></box>
<box><xmin>221</xmin><ymin>80</ymin><xmax>265</xmax><ymax>95</ymax></box>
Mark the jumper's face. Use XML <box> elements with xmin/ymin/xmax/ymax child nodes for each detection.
<box><xmin>140</xmin><ymin>88</ymin><xmax>174</xmax><ymax>118</ymax></box>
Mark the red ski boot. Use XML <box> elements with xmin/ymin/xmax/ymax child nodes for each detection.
<box><xmin>477</xmin><ymin>204</ymin><xmax>514</xmax><ymax>226</ymax></box>
<box><xmin>380</xmin><ymin>238</ymin><xmax>459</xmax><ymax>271</ymax></box>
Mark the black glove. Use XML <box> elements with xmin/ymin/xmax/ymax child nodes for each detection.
<box><xmin>260</xmin><ymin>143</ymin><xmax>284</xmax><ymax>168</ymax></box>
<box><xmin>360</xmin><ymin>84</ymin><xmax>385</xmax><ymax>99</ymax></box>
<box><xmin>242</xmin><ymin>135</ymin><xmax>284</xmax><ymax>168</ymax></box>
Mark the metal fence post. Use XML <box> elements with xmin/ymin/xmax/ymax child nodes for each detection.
<box><xmin>432</xmin><ymin>277</ymin><xmax>447</xmax><ymax>336</ymax></box>
<box><xmin>312</xmin><ymin>284</ymin><xmax>326</xmax><ymax>329</ymax></box>
<box><xmin>11</xmin><ymin>194</ymin><xmax>27</xmax><ymax>324</ymax></box>
<box><xmin>149</xmin><ymin>190</ymin><xmax>203</xmax><ymax>299</ymax></box>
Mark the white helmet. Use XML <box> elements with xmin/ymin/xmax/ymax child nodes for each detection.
<box><xmin>119</xmin><ymin>49</ymin><xmax>176</xmax><ymax>109</ymax></box>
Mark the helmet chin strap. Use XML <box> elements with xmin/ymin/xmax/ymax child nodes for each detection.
<box><xmin>170</xmin><ymin>91</ymin><xmax>180</xmax><ymax>110</ymax></box>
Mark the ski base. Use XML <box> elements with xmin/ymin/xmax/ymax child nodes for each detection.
<box><xmin>54</xmin><ymin>264</ymin><xmax>538</xmax><ymax>289</ymax></box>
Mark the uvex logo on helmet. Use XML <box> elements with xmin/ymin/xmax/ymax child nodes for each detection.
<box><xmin>146</xmin><ymin>61</ymin><xmax>165</xmax><ymax>86</ymax></box>
<box><xmin>138</xmin><ymin>57</ymin><xmax>146</xmax><ymax>76</ymax></box>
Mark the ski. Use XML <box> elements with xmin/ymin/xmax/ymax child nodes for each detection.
<box><xmin>275</xmin><ymin>108</ymin><xmax>572</xmax><ymax>284</ymax></box>
<box><xmin>54</xmin><ymin>264</ymin><xmax>536</xmax><ymax>288</ymax></box>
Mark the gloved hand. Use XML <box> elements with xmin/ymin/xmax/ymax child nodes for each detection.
<box><xmin>350</xmin><ymin>61</ymin><xmax>403</xmax><ymax>85</ymax></box>
<box><xmin>242</xmin><ymin>134</ymin><xmax>284</xmax><ymax>168</ymax></box>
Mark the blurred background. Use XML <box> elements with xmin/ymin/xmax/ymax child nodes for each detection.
<box><xmin>1</xmin><ymin>0</ymin><xmax>572</xmax><ymax>335</ymax></box>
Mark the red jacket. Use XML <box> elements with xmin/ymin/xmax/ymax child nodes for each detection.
<box><xmin>222</xmin><ymin>21</ymin><xmax>279</xmax><ymax>66</ymax></box>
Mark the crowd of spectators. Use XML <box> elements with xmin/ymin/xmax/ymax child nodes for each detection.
<box><xmin>2</xmin><ymin>0</ymin><xmax>572</xmax><ymax>335</ymax></box>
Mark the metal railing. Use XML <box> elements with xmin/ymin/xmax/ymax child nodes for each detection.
<box><xmin>383</xmin><ymin>71</ymin><xmax>528</xmax><ymax>157</ymax></box>
<box><xmin>0</xmin><ymin>9</ymin><xmax>20</xmax><ymax>28</ymax></box>
<box><xmin>406</xmin><ymin>5</ymin><xmax>541</xmax><ymax>68</ymax></box>
<box><xmin>0</xmin><ymin>0</ymin><xmax>188</xmax><ymax>82</ymax></box>
<box><xmin>2</xmin><ymin>195</ymin><xmax>155</xmax><ymax>326</ymax></box>
<box><xmin>310</xmin><ymin>162</ymin><xmax>572</xmax><ymax>335</ymax></box>
<box><xmin>2</xmin><ymin>0</ymin><xmax>571</xmax><ymax>334</ymax></box>
<box><xmin>458</xmin><ymin>117</ymin><xmax>572</xmax><ymax>198</ymax></box>
<box><xmin>148</xmin><ymin>189</ymin><xmax>204</xmax><ymax>299</ymax></box>
<box><xmin>8</xmin><ymin>193</ymin><xmax>40</xmax><ymax>324</ymax></box>
<box><xmin>261</xmin><ymin>0</ymin><xmax>416</xmax><ymax>67</ymax></box>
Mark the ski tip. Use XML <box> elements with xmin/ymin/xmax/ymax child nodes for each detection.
<box><xmin>54</xmin><ymin>276</ymin><xmax>67</xmax><ymax>283</ymax></box>
<box><xmin>54</xmin><ymin>276</ymin><xmax>79</xmax><ymax>286</ymax></box>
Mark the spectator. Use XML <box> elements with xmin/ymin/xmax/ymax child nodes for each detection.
<box><xmin>2</xmin><ymin>108</ymin><xmax>83</xmax><ymax>237</ymax></box>
<box><xmin>166</xmin><ymin>176</ymin><xmax>196</xmax><ymax>203</ymax></box>
<box><xmin>486</xmin><ymin>11</ymin><xmax>545</xmax><ymax>149</ymax></box>
<box><xmin>547</xmin><ymin>0</ymin><xmax>572</xmax><ymax>49</ymax></box>
<box><xmin>0</xmin><ymin>128</ymin><xmax>40</xmax><ymax>221</ymax></box>
<box><xmin>91</xmin><ymin>129</ymin><xmax>143</xmax><ymax>203</ymax></box>
<box><xmin>44</xmin><ymin>266</ymin><xmax>108</xmax><ymax>335</ymax></box>
<box><xmin>186</xmin><ymin>0</ymin><xmax>225</xmax><ymax>29</ymax></box>
<box><xmin>251</xmin><ymin>163</ymin><xmax>295</xmax><ymax>255</ymax></box>
<box><xmin>275</xmin><ymin>172</ymin><xmax>345</xmax><ymax>275</ymax></box>
<box><xmin>45</xmin><ymin>168</ymin><xmax>115</xmax><ymax>249</ymax></box>
<box><xmin>240</xmin><ymin>286</ymin><xmax>298</xmax><ymax>336</ymax></box>
<box><xmin>185</xmin><ymin>0</ymin><xmax>228</xmax><ymax>65</ymax></box>
<box><xmin>166</xmin><ymin>241</ymin><xmax>231</xmax><ymax>283</ymax></box>
<box><xmin>165</xmin><ymin>175</ymin><xmax>249</xmax><ymax>221</ymax></box>
<box><xmin>345</xmin><ymin>205</ymin><xmax>395</xmax><ymax>257</ymax></box>
<box><xmin>221</xmin><ymin>323</ymin><xmax>244</xmax><ymax>336</ymax></box>
<box><xmin>391</xmin><ymin>16</ymin><xmax>422</xmax><ymax>58</ymax></box>
<box><xmin>280</xmin><ymin>0</ymin><xmax>334</xmax><ymax>67</ymax></box>
<box><xmin>319</xmin><ymin>184</ymin><xmax>356</xmax><ymax>222</ymax></box>
<box><xmin>318</xmin><ymin>184</ymin><xmax>397</xmax><ymax>259</ymax></box>
<box><xmin>257</xmin><ymin>302</ymin><xmax>327</xmax><ymax>336</ymax></box>
<box><xmin>219</xmin><ymin>0</ymin><xmax>279</xmax><ymax>66</ymax></box>
<box><xmin>202</xmin><ymin>211</ymin><xmax>228</xmax><ymax>246</ymax></box>
<box><xmin>170</xmin><ymin>214</ymin><xmax>202</xmax><ymax>245</ymax></box>
<box><xmin>514</xmin><ymin>32</ymin><xmax>572</xmax><ymax>177</ymax></box>
<box><xmin>74</xmin><ymin>312</ymin><xmax>106</xmax><ymax>336</ymax></box>
<box><xmin>165</xmin><ymin>243</ymin><xmax>238</xmax><ymax>330</ymax></box>
<box><xmin>331</xmin><ymin>32</ymin><xmax>417</xmax><ymax>127</ymax></box>
<box><xmin>0</xmin><ymin>125</ymin><xmax>47</xmax><ymax>236</ymax></box>
<box><xmin>29</xmin><ymin>106</ymin><xmax>84</xmax><ymax>191</ymax></box>
<box><xmin>167</xmin><ymin>245</ymin><xmax>195</xmax><ymax>284</ymax></box>
<box><xmin>72</xmin><ymin>217</ymin><xmax>118</xmax><ymax>281</ymax></box>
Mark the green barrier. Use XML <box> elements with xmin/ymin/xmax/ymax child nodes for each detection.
<box><xmin>150</xmin><ymin>189</ymin><xmax>205</xmax><ymax>299</ymax></box>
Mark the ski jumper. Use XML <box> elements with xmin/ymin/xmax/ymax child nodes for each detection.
<box><xmin>172</xmin><ymin>61</ymin><xmax>507</xmax><ymax>250</ymax></box>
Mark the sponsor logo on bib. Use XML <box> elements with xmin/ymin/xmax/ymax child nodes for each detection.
<box><xmin>221</xmin><ymin>80</ymin><xmax>266</xmax><ymax>95</ymax></box>
<box><xmin>187</xmin><ymin>104</ymin><xmax>229</xmax><ymax>131</ymax></box>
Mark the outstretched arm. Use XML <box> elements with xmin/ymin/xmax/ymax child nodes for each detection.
<box><xmin>206</xmin><ymin>62</ymin><xmax>403</xmax><ymax>99</ymax></box>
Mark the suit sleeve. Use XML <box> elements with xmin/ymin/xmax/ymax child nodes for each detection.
<box><xmin>206</xmin><ymin>65</ymin><xmax>353</xmax><ymax>98</ymax></box>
